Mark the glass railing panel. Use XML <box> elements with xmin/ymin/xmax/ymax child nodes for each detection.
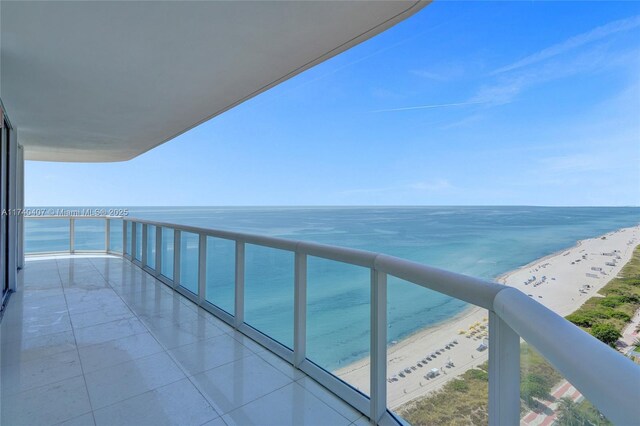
<box><xmin>519</xmin><ymin>341</ymin><xmax>611</xmax><ymax>426</ymax></box>
<box><xmin>73</xmin><ymin>219</ymin><xmax>105</xmax><ymax>251</ymax></box>
<box><xmin>134</xmin><ymin>222</ymin><xmax>143</xmax><ymax>261</ymax></box>
<box><xmin>25</xmin><ymin>218</ymin><xmax>70</xmax><ymax>253</ymax></box>
<box><xmin>125</xmin><ymin>221</ymin><xmax>132</xmax><ymax>255</ymax></box>
<box><xmin>245</xmin><ymin>244</ymin><xmax>294</xmax><ymax>349</ymax></box>
<box><xmin>161</xmin><ymin>227</ymin><xmax>174</xmax><ymax>280</ymax></box>
<box><xmin>307</xmin><ymin>257</ymin><xmax>370</xmax><ymax>395</ymax></box>
<box><xmin>387</xmin><ymin>277</ymin><xmax>489</xmax><ymax>425</ymax></box>
<box><xmin>179</xmin><ymin>231</ymin><xmax>199</xmax><ymax>295</ymax></box>
<box><xmin>146</xmin><ymin>225</ymin><xmax>156</xmax><ymax>269</ymax></box>
<box><xmin>205</xmin><ymin>236</ymin><xmax>235</xmax><ymax>315</ymax></box>
<box><xmin>108</xmin><ymin>218</ymin><xmax>123</xmax><ymax>253</ymax></box>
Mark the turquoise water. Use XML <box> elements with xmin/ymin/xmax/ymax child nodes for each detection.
<box><xmin>25</xmin><ymin>206</ymin><xmax>640</xmax><ymax>370</ymax></box>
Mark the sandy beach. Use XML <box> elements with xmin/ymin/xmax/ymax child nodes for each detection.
<box><xmin>335</xmin><ymin>224</ymin><xmax>640</xmax><ymax>409</ymax></box>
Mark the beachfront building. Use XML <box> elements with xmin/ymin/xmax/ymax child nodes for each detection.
<box><xmin>1</xmin><ymin>2</ymin><xmax>638</xmax><ymax>425</ymax></box>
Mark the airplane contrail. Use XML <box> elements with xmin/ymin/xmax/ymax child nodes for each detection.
<box><xmin>371</xmin><ymin>101</ymin><xmax>485</xmax><ymax>113</ymax></box>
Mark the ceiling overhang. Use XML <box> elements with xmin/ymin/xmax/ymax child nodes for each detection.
<box><xmin>1</xmin><ymin>1</ymin><xmax>428</xmax><ymax>162</ymax></box>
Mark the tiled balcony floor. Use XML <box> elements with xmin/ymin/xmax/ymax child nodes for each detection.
<box><xmin>1</xmin><ymin>255</ymin><xmax>368</xmax><ymax>426</ymax></box>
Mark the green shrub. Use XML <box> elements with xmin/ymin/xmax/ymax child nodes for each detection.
<box><xmin>520</xmin><ymin>373</ymin><xmax>552</xmax><ymax>406</ymax></box>
<box><xmin>610</xmin><ymin>310</ymin><xmax>631</xmax><ymax>322</ymax></box>
<box><xmin>599</xmin><ymin>296</ymin><xmax>624</xmax><ymax>308</ymax></box>
<box><xmin>591</xmin><ymin>323</ymin><xmax>621</xmax><ymax>346</ymax></box>
<box><xmin>590</xmin><ymin>306</ymin><xmax>615</xmax><ymax>319</ymax></box>
<box><xmin>565</xmin><ymin>308</ymin><xmax>612</xmax><ymax>326</ymax></box>
<box><xmin>566</xmin><ymin>312</ymin><xmax>595</xmax><ymax>327</ymax></box>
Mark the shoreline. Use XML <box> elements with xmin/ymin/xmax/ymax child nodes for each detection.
<box><xmin>334</xmin><ymin>224</ymin><xmax>640</xmax><ymax>408</ymax></box>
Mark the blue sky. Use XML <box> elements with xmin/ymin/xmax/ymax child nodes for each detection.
<box><xmin>27</xmin><ymin>1</ymin><xmax>640</xmax><ymax>207</ymax></box>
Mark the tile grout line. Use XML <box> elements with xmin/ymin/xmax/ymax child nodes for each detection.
<box><xmin>292</xmin><ymin>375</ymin><xmax>364</xmax><ymax>424</ymax></box>
<box><xmin>217</xmin><ymin>379</ymin><xmax>355</xmax><ymax>425</ymax></box>
<box><xmin>89</xmin><ymin>257</ymin><xmax>296</xmax><ymax>421</ymax></box>
<box><xmin>122</xmin><ymin>256</ymin><xmax>358</xmax><ymax>424</ymax></box>
<box><xmin>87</xmin><ymin>256</ymin><xmax>225</xmax><ymax>423</ymax></box>
<box><xmin>86</xmin><ymin>376</ymin><xmax>188</xmax><ymax>416</ymax></box>
<box><xmin>247</xmin><ymin>349</ymin><xmax>362</xmax><ymax>423</ymax></box>
<box><xmin>54</xmin><ymin>257</ymin><xmax>98</xmax><ymax>426</ymax></box>
<box><xmin>91</xmin><ymin>256</ymin><xmax>356</xmax><ymax>425</ymax></box>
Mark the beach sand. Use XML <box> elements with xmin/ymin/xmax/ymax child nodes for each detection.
<box><xmin>334</xmin><ymin>224</ymin><xmax>640</xmax><ymax>409</ymax></box>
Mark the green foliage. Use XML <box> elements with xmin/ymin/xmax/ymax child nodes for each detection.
<box><xmin>590</xmin><ymin>323</ymin><xmax>621</xmax><ymax>347</ymax></box>
<box><xmin>450</xmin><ymin>379</ymin><xmax>469</xmax><ymax>392</ymax></box>
<box><xmin>566</xmin><ymin>312</ymin><xmax>597</xmax><ymax>327</ymax></box>
<box><xmin>465</xmin><ymin>367</ymin><xmax>488</xmax><ymax>381</ymax></box>
<box><xmin>520</xmin><ymin>374</ymin><xmax>552</xmax><ymax>406</ymax></box>
<box><xmin>566</xmin><ymin>306</ymin><xmax>630</xmax><ymax>327</ymax></box>
<box><xmin>598</xmin><ymin>295</ymin><xmax>624</xmax><ymax>308</ymax></box>
<box><xmin>520</xmin><ymin>345</ymin><xmax>563</xmax><ymax>386</ymax></box>
<box><xmin>556</xmin><ymin>397</ymin><xmax>585</xmax><ymax>426</ymax></box>
<box><xmin>599</xmin><ymin>294</ymin><xmax>639</xmax><ymax>307</ymax></box>
<box><xmin>610</xmin><ymin>310</ymin><xmax>630</xmax><ymax>322</ymax></box>
<box><xmin>555</xmin><ymin>398</ymin><xmax>612</xmax><ymax>426</ymax></box>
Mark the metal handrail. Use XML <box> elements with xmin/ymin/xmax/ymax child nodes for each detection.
<box><xmin>23</xmin><ymin>215</ymin><xmax>640</xmax><ymax>425</ymax></box>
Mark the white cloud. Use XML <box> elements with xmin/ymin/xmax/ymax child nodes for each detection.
<box><xmin>469</xmin><ymin>42</ymin><xmax>639</xmax><ymax>107</ymax></box>
<box><xmin>492</xmin><ymin>14</ymin><xmax>640</xmax><ymax>75</ymax></box>
<box><xmin>469</xmin><ymin>78</ymin><xmax>526</xmax><ymax>106</ymax></box>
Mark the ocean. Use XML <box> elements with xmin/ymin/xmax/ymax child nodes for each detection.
<box><xmin>25</xmin><ymin>206</ymin><xmax>640</xmax><ymax>370</ymax></box>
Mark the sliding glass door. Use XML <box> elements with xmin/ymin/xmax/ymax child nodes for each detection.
<box><xmin>1</xmin><ymin>111</ymin><xmax>7</xmax><ymax>301</ymax></box>
<box><xmin>1</xmin><ymin>107</ymin><xmax>14</xmax><ymax>307</ymax></box>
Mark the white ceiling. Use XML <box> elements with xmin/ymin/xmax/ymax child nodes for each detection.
<box><xmin>1</xmin><ymin>1</ymin><xmax>427</xmax><ymax>162</ymax></box>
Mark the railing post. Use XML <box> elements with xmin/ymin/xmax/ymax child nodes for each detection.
<box><xmin>370</xmin><ymin>269</ymin><xmax>387</xmax><ymax>423</ymax></box>
<box><xmin>173</xmin><ymin>229</ymin><xmax>181</xmax><ymax>288</ymax></box>
<box><xmin>141</xmin><ymin>224</ymin><xmax>148</xmax><ymax>266</ymax></box>
<box><xmin>294</xmin><ymin>251</ymin><xmax>307</xmax><ymax>368</ymax></box>
<box><xmin>131</xmin><ymin>222</ymin><xmax>137</xmax><ymax>261</ymax></box>
<box><xmin>198</xmin><ymin>234</ymin><xmax>207</xmax><ymax>304</ymax></box>
<box><xmin>155</xmin><ymin>226</ymin><xmax>162</xmax><ymax>276</ymax></box>
<box><xmin>488</xmin><ymin>311</ymin><xmax>520</xmax><ymax>426</ymax></box>
<box><xmin>69</xmin><ymin>217</ymin><xmax>75</xmax><ymax>253</ymax></box>
<box><xmin>122</xmin><ymin>220</ymin><xmax>127</xmax><ymax>256</ymax></box>
<box><xmin>234</xmin><ymin>241</ymin><xmax>245</xmax><ymax>329</ymax></box>
<box><xmin>105</xmin><ymin>218</ymin><xmax>110</xmax><ymax>252</ymax></box>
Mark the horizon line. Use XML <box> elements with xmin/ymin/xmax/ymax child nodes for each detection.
<box><xmin>24</xmin><ymin>204</ymin><xmax>640</xmax><ymax>208</ymax></box>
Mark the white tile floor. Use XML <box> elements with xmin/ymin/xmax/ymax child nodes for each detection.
<box><xmin>1</xmin><ymin>255</ymin><xmax>370</xmax><ymax>426</ymax></box>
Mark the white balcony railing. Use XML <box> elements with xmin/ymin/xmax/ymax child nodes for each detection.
<box><xmin>23</xmin><ymin>215</ymin><xmax>640</xmax><ymax>425</ymax></box>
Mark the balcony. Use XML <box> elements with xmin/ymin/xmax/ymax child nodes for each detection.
<box><xmin>1</xmin><ymin>254</ymin><xmax>366</xmax><ymax>426</ymax></box>
<box><xmin>2</xmin><ymin>215</ymin><xmax>637</xmax><ymax>425</ymax></box>
<box><xmin>3</xmin><ymin>2</ymin><xmax>638</xmax><ymax>425</ymax></box>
